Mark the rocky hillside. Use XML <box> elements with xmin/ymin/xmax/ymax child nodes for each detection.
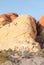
<box><xmin>0</xmin><ymin>12</ymin><xmax>44</xmax><ymax>65</ymax></box>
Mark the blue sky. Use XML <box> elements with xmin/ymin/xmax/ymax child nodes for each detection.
<box><xmin>0</xmin><ymin>0</ymin><xmax>44</xmax><ymax>20</ymax></box>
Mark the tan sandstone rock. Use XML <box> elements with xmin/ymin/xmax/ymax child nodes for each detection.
<box><xmin>0</xmin><ymin>14</ymin><xmax>40</xmax><ymax>52</ymax></box>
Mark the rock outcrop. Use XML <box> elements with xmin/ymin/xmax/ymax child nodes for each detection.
<box><xmin>0</xmin><ymin>14</ymin><xmax>40</xmax><ymax>52</ymax></box>
<box><xmin>0</xmin><ymin>12</ymin><xmax>18</xmax><ymax>28</ymax></box>
<box><xmin>36</xmin><ymin>16</ymin><xmax>44</xmax><ymax>48</ymax></box>
<box><xmin>7</xmin><ymin>12</ymin><xmax>18</xmax><ymax>21</ymax></box>
<box><xmin>37</xmin><ymin>16</ymin><xmax>44</xmax><ymax>35</ymax></box>
<box><xmin>0</xmin><ymin>12</ymin><xmax>44</xmax><ymax>65</ymax></box>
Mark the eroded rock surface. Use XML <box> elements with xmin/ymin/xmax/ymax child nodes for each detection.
<box><xmin>0</xmin><ymin>14</ymin><xmax>40</xmax><ymax>52</ymax></box>
<box><xmin>0</xmin><ymin>13</ymin><xmax>44</xmax><ymax>65</ymax></box>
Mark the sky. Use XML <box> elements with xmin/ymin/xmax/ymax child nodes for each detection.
<box><xmin>0</xmin><ymin>0</ymin><xmax>44</xmax><ymax>20</ymax></box>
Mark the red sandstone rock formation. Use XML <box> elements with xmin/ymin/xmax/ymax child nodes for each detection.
<box><xmin>38</xmin><ymin>16</ymin><xmax>44</xmax><ymax>27</ymax></box>
<box><xmin>37</xmin><ymin>16</ymin><xmax>44</xmax><ymax>35</ymax></box>
<box><xmin>0</xmin><ymin>12</ymin><xmax>18</xmax><ymax>28</ymax></box>
<box><xmin>0</xmin><ymin>14</ymin><xmax>10</xmax><ymax>27</ymax></box>
<box><xmin>36</xmin><ymin>16</ymin><xmax>44</xmax><ymax>48</ymax></box>
<box><xmin>7</xmin><ymin>12</ymin><xmax>18</xmax><ymax>21</ymax></box>
<box><xmin>30</xmin><ymin>16</ymin><xmax>37</xmax><ymax>34</ymax></box>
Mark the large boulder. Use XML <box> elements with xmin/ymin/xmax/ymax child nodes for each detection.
<box><xmin>0</xmin><ymin>12</ymin><xmax>18</xmax><ymax>28</ymax></box>
<box><xmin>0</xmin><ymin>14</ymin><xmax>40</xmax><ymax>52</ymax></box>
